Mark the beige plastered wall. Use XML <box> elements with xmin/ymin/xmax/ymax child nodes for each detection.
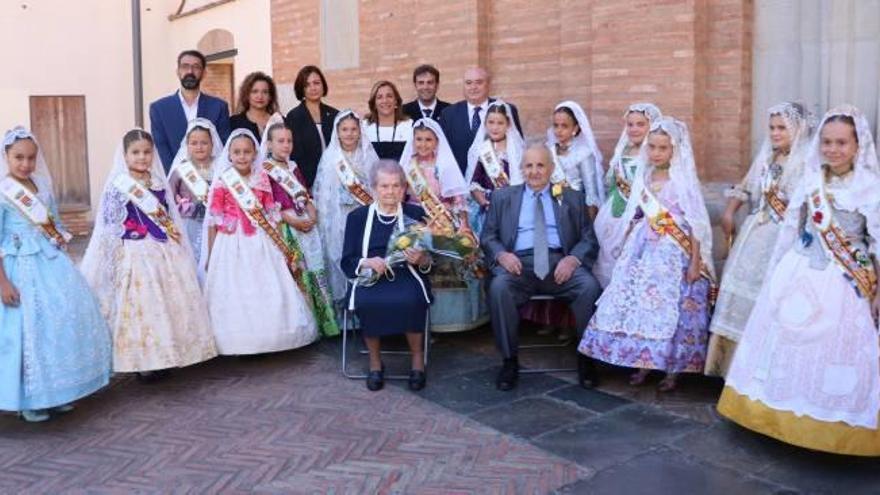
<box><xmin>0</xmin><ymin>0</ymin><xmax>272</xmax><ymax>217</ymax></box>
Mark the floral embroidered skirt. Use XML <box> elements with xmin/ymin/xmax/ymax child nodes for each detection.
<box><xmin>111</xmin><ymin>238</ymin><xmax>217</xmax><ymax>372</ymax></box>
<box><xmin>578</xmin><ymin>230</ymin><xmax>710</xmax><ymax>373</ymax></box>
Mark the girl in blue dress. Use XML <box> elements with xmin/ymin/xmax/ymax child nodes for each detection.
<box><xmin>0</xmin><ymin>127</ymin><xmax>112</xmax><ymax>422</ymax></box>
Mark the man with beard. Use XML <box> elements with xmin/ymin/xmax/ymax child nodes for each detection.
<box><xmin>149</xmin><ymin>50</ymin><xmax>231</xmax><ymax>171</ymax></box>
<box><xmin>401</xmin><ymin>64</ymin><xmax>449</xmax><ymax>123</ymax></box>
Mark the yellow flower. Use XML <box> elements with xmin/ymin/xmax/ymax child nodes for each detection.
<box><xmin>551</xmin><ymin>183</ymin><xmax>564</xmax><ymax>198</ymax></box>
<box><xmin>395</xmin><ymin>236</ymin><xmax>412</xmax><ymax>249</ymax></box>
<box><xmin>459</xmin><ymin>236</ymin><xmax>473</xmax><ymax>248</ymax></box>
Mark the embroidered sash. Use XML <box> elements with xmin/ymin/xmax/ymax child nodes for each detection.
<box><xmin>638</xmin><ymin>185</ymin><xmax>718</xmax><ymax>302</ymax></box>
<box><xmin>808</xmin><ymin>181</ymin><xmax>877</xmax><ymax>299</ymax></box>
<box><xmin>615</xmin><ymin>160</ymin><xmax>633</xmax><ymax>199</ymax></box>
<box><xmin>549</xmin><ymin>146</ymin><xmax>569</xmax><ymax>187</ymax></box>
<box><xmin>478</xmin><ymin>140</ymin><xmax>510</xmax><ymax>189</ymax></box>
<box><xmin>759</xmin><ymin>164</ymin><xmax>787</xmax><ymax>222</ymax></box>
<box><xmin>335</xmin><ymin>155</ymin><xmax>373</xmax><ymax>205</ymax></box>
<box><xmin>0</xmin><ymin>177</ymin><xmax>71</xmax><ymax>246</ymax></box>
<box><xmin>264</xmin><ymin>159</ymin><xmax>310</xmax><ymax>209</ymax></box>
<box><xmin>112</xmin><ymin>175</ymin><xmax>180</xmax><ymax>242</ymax></box>
<box><xmin>406</xmin><ymin>160</ymin><xmax>457</xmax><ymax>235</ymax></box>
<box><xmin>763</xmin><ymin>186</ymin><xmax>787</xmax><ymax>222</ymax></box>
<box><xmin>220</xmin><ymin>168</ymin><xmax>307</xmax><ymax>290</ymax></box>
<box><xmin>175</xmin><ymin>159</ymin><xmax>210</xmax><ymax>203</ymax></box>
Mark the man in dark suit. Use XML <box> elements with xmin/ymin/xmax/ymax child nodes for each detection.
<box><xmin>402</xmin><ymin>64</ymin><xmax>450</xmax><ymax>123</ymax></box>
<box><xmin>481</xmin><ymin>144</ymin><xmax>601</xmax><ymax>391</ymax></box>
<box><xmin>149</xmin><ymin>50</ymin><xmax>231</xmax><ymax>172</ymax></box>
<box><xmin>440</xmin><ymin>67</ymin><xmax>523</xmax><ymax>174</ymax></box>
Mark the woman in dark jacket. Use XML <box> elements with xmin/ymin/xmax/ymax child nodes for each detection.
<box><xmin>284</xmin><ymin>66</ymin><xmax>339</xmax><ymax>188</ymax></box>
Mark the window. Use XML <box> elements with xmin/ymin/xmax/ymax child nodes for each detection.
<box><xmin>321</xmin><ymin>0</ymin><xmax>359</xmax><ymax>70</ymax></box>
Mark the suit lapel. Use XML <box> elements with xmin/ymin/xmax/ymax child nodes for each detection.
<box><xmin>551</xmin><ymin>192</ymin><xmax>569</xmax><ymax>250</ymax></box>
<box><xmin>462</xmin><ymin>104</ymin><xmax>475</xmax><ymax>140</ymax></box>
<box><xmin>506</xmin><ymin>185</ymin><xmax>525</xmax><ymax>249</ymax></box>
<box><xmin>196</xmin><ymin>93</ymin><xmax>208</xmax><ymax>119</ymax></box>
<box><xmin>170</xmin><ymin>91</ymin><xmax>188</xmax><ymax>128</ymax></box>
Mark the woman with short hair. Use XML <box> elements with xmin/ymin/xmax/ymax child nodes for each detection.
<box><xmin>284</xmin><ymin>66</ymin><xmax>339</xmax><ymax>188</ymax></box>
<box><xmin>341</xmin><ymin>160</ymin><xmax>432</xmax><ymax>391</ymax></box>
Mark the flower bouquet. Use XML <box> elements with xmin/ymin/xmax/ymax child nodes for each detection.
<box><xmin>356</xmin><ymin>217</ymin><xmax>483</xmax><ymax>287</ymax></box>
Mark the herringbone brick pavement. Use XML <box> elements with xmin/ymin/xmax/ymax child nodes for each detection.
<box><xmin>0</xmin><ymin>348</ymin><xmax>589</xmax><ymax>494</ymax></box>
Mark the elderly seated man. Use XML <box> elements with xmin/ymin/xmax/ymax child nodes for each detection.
<box><xmin>481</xmin><ymin>144</ymin><xmax>602</xmax><ymax>391</ymax></box>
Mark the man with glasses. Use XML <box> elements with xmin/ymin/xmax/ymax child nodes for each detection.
<box><xmin>149</xmin><ymin>50</ymin><xmax>231</xmax><ymax>171</ymax></box>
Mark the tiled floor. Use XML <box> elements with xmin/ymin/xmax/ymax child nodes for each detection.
<box><xmin>4</xmin><ymin>323</ymin><xmax>876</xmax><ymax>494</ymax></box>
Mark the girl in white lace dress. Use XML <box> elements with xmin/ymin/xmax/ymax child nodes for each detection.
<box><xmin>705</xmin><ymin>102</ymin><xmax>810</xmax><ymax>376</ymax></box>
<box><xmin>593</xmin><ymin>103</ymin><xmax>663</xmax><ymax>287</ymax></box>
<box><xmin>718</xmin><ymin>105</ymin><xmax>880</xmax><ymax>456</ymax></box>
<box><xmin>204</xmin><ymin>129</ymin><xmax>317</xmax><ymax>355</ymax></box>
<box><xmin>546</xmin><ymin>101</ymin><xmax>604</xmax><ymax>219</ymax></box>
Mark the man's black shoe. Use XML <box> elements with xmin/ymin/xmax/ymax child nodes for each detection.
<box><xmin>496</xmin><ymin>357</ymin><xmax>519</xmax><ymax>391</ymax></box>
<box><xmin>577</xmin><ymin>354</ymin><xmax>599</xmax><ymax>389</ymax></box>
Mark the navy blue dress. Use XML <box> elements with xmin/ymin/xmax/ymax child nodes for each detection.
<box><xmin>341</xmin><ymin>204</ymin><xmax>432</xmax><ymax>337</ymax></box>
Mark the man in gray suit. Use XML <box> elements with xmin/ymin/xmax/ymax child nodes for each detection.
<box><xmin>481</xmin><ymin>144</ymin><xmax>602</xmax><ymax>391</ymax></box>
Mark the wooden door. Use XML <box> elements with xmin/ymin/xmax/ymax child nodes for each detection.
<box><xmin>28</xmin><ymin>95</ymin><xmax>90</xmax><ymax>212</ymax></box>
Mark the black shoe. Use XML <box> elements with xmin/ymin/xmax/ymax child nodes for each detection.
<box><xmin>577</xmin><ymin>354</ymin><xmax>599</xmax><ymax>389</ymax></box>
<box><xmin>496</xmin><ymin>357</ymin><xmax>519</xmax><ymax>391</ymax></box>
<box><xmin>366</xmin><ymin>367</ymin><xmax>385</xmax><ymax>391</ymax></box>
<box><xmin>408</xmin><ymin>370</ymin><xmax>427</xmax><ymax>391</ymax></box>
<box><xmin>136</xmin><ymin>371</ymin><xmax>162</xmax><ymax>384</ymax></box>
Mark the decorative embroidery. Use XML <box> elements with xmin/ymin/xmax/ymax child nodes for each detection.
<box><xmin>639</xmin><ymin>186</ymin><xmax>718</xmax><ymax>304</ymax></box>
<box><xmin>112</xmin><ymin>175</ymin><xmax>180</xmax><ymax>242</ymax></box>
<box><xmin>808</xmin><ymin>185</ymin><xmax>877</xmax><ymax>299</ymax></box>
<box><xmin>0</xmin><ymin>177</ymin><xmax>71</xmax><ymax>246</ymax></box>
<box><xmin>478</xmin><ymin>140</ymin><xmax>510</xmax><ymax>189</ymax></box>
<box><xmin>335</xmin><ymin>155</ymin><xmax>373</xmax><ymax>205</ymax></box>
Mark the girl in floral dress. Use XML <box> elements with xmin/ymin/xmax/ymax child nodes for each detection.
<box><xmin>578</xmin><ymin>117</ymin><xmax>714</xmax><ymax>392</ymax></box>
<box><xmin>81</xmin><ymin>129</ymin><xmax>216</xmax><ymax>378</ymax></box>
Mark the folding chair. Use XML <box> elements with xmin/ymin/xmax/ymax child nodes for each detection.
<box><xmin>519</xmin><ymin>294</ymin><xmax>577</xmax><ymax>374</ymax></box>
<box><xmin>341</xmin><ymin>302</ymin><xmax>431</xmax><ymax>380</ymax></box>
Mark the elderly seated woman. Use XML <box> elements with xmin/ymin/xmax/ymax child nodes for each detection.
<box><xmin>341</xmin><ymin>160</ymin><xmax>433</xmax><ymax>392</ymax></box>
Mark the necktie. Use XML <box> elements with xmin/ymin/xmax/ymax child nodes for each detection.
<box><xmin>423</xmin><ymin>108</ymin><xmax>432</xmax><ymax>119</ymax></box>
<box><xmin>533</xmin><ymin>191</ymin><xmax>550</xmax><ymax>279</ymax></box>
<box><xmin>471</xmin><ymin>106</ymin><xmax>482</xmax><ymax>132</ymax></box>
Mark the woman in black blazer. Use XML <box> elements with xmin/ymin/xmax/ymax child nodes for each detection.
<box><xmin>284</xmin><ymin>66</ymin><xmax>339</xmax><ymax>189</ymax></box>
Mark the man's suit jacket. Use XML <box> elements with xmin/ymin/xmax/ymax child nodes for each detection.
<box><xmin>440</xmin><ymin>98</ymin><xmax>524</xmax><ymax>174</ymax></box>
<box><xmin>149</xmin><ymin>91</ymin><xmax>231</xmax><ymax>171</ymax></box>
<box><xmin>480</xmin><ymin>184</ymin><xmax>598</xmax><ymax>270</ymax></box>
<box><xmin>402</xmin><ymin>99</ymin><xmax>450</xmax><ymax>123</ymax></box>
<box><xmin>284</xmin><ymin>101</ymin><xmax>339</xmax><ymax>189</ymax></box>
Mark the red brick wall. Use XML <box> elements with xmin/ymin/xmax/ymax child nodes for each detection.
<box><xmin>270</xmin><ymin>0</ymin><xmax>751</xmax><ymax>182</ymax></box>
<box><xmin>202</xmin><ymin>62</ymin><xmax>234</xmax><ymax>113</ymax></box>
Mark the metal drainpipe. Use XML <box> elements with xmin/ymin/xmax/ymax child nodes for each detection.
<box><xmin>132</xmin><ymin>0</ymin><xmax>144</xmax><ymax>128</ymax></box>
